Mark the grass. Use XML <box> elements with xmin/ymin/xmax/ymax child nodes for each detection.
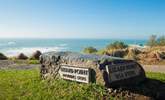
<box><xmin>27</xmin><ymin>60</ymin><xmax>40</xmax><ymax>64</ymax></box>
<box><xmin>146</xmin><ymin>72</ymin><xmax>165</xmax><ymax>82</ymax></box>
<box><xmin>0</xmin><ymin>68</ymin><xmax>107</xmax><ymax>100</ymax></box>
<box><xmin>0</xmin><ymin>69</ymin><xmax>165</xmax><ymax>100</ymax></box>
<box><xmin>8</xmin><ymin>58</ymin><xmax>40</xmax><ymax>65</ymax></box>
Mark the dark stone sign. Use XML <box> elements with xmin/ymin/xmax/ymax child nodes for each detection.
<box><xmin>106</xmin><ymin>62</ymin><xmax>142</xmax><ymax>83</ymax></box>
<box><xmin>59</xmin><ymin>65</ymin><xmax>90</xmax><ymax>83</ymax></box>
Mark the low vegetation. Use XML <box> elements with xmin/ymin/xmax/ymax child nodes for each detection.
<box><xmin>0</xmin><ymin>69</ymin><xmax>164</xmax><ymax>100</ymax></box>
<box><xmin>8</xmin><ymin>58</ymin><xmax>40</xmax><ymax>65</ymax></box>
<box><xmin>0</xmin><ymin>53</ymin><xmax>8</xmax><ymax>60</ymax></box>
<box><xmin>146</xmin><ymin>72</ymin><xmax>165</xmax><ymax>82</ymax></box>
<box><xmin>83</xmin><ymin>47</ymin><xmax>98</xmax><ymax>54</ymax></box>
<box><xmin>106</xmin><ymin>41</ymin><xmax>128</xmax><ymax>50</ymax></box>
<box><xmin>0</xmin><ymin>69</ymin><xmax>107</xmax><ymax>100</ymax></box>
<box><xmin>147</xmin><ymin>35</ymin><xmax>165</xmax><ymax>47</ymax></box>
<box><xmin>82</xmin><ymin>35</ymin><xmax>165</xmax><ymax>65</ymax></box>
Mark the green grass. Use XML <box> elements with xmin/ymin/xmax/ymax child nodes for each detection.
<box><xmin>0</xmin><ymin>69</ymin><xmax>165</xmax><ymax>100</ymax></box>
<box><xmin>0</xmin><ymin>69</ymin><xmax>108</xmax><ymax>100</ymax></box>
<box><xmin>146</xmin><ymin>72</ymin><xmax>165</xmax><ymax>82</ymax></box>
<box><xmin>8</xmin><ymin>59</ymin><xmax>40</xmax><ymax>65</ymax></box>
<box><xmin>27</xmin><ymin>60</ymin><xmax>40</xmax><ymax>64</ymax></box>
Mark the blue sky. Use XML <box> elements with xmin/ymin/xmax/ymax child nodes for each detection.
<box><xmin>0</xmin><ymin>0</ymin><xmax>164</xmax><ymax>39</ymax></box>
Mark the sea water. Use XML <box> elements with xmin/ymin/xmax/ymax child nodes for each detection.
<box><xmin>0</xmin><ymin>38</ymin><xmax>147</xmax><ymax>57</ymax></box>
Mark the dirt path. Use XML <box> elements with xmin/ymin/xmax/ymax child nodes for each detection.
<box><xmin>0</xmin><ymin>60</ymin><xmax>40</xmax><ymax>70</ymax></box>
<box><xmin>142</xmin><ymin>65</ymin><xmax>165</xmax><ymax>73</ymax></box>
<box><xmin>0</xmin><ymin>60</ymin><xmax>165</xmax><ymax>73</ymax></box>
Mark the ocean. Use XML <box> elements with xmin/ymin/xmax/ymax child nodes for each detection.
<box><xmin>0</xmin><ymin>38</ymin><xmax>147</xmax><ymax>57</ymax></box>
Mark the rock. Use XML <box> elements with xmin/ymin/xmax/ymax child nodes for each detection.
<box><xmin>17</xmin><ymin>53</ymin><xmax>28</xmax><ymax>60</ymax></box>
<box><xmin>30</xmin><ymin>50</ymin><xmax>42</xmax><ymax>60</ymax></box>
<box><xmin>106</xmin><ymin>49</ymin><xmax>127</xmax><ymax>58</ymax></box>
<box><xmin>40</xmin><ymin>51</ymin><xmax>146</xmax><ymax>87</ymax></box>
<box><xmin>0</xmin><ymin>53</ymin><xmax>8</xmax><ymax>60</ymax></box>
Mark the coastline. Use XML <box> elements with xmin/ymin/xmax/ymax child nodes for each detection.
<box><xmin>0</xmin><ymin>38</ymin><xmax>147</xmax><ymax>57</ymax></box>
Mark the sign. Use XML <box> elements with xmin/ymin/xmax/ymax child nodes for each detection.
<box><xmin>59</xmin><ymin>65</ymin><xmax>90</xmax><ymax>83</ymax></box>
<box><xmin>106</xmin><ymin>62</ymin><xmax>140</xmax><ymax>83</ymax></box>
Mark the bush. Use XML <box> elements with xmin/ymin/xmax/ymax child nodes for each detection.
<box><xmin>147</xmin><ymin>35</ymin><xmax>157</xmax><ymax>47</ymax></box>
<box><xmin>96</xmin><ymin>49</ymin><xmax>107</xmax><ymax>55</ymax></box>
<box><xmin>147</xmin><ymin>35</ymin><xmax>165</xmax><ymax>47</ymax></box>
<box><xmin>106</xmin><ymin>41</ymin><xmax>128</xmax><ymax>50</ymax></box>
<box><xmin>0</xmin><ymin>53</ymin><xmax>8</xmax><ymax>60</ymax></box>
<box><xmin>124</xmin><ymin>49</ymin><xmax>139</xmax><ymax>60</ymax></box>
<box><xmin>83</xmin><ymin>47</ymin><xmax>98</xmax><ymax>54</ymax></box>
<box><xmin>157</xmin><ymin>36</ymin><xmax>165</xmax><ymax>46</ymax></box>
<box><xmin>28</xmin><ymin>60</ymin><xmax>40</xmax><ymax>64</ymax></box>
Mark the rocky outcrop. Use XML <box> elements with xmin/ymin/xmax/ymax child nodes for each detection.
<box><xmin>30</xmin><ymin>50</ymin><xmax>42</xmax><ymax>60</ymax></box>
<box><xmin>17</xmin><ymin>53</ymin><xmax>28</xmax><ymax>60</ymax></box>
<box><xmin>106</xmin><ymin>49</ymin><xmax>127</xmax><ymax>58</ymax></box>
<box><xmin>40</xmin><ymin>51</ymin><xmax>146</xmax><ymax>87</ymax></box>
<box><xmin>0</xmin><ymin>53</ymin><xmax>8</xmax><ymax>60</ymax></box>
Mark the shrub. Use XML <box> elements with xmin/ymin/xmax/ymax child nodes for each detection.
<box><xmin>157</xmin><ymin>36</ymin><xmax>165</xmax><ymax>46</ymax></box>
<box><xmin>96</xmin><ymin>49</ymin><xmax>106</xmax><ymax>55</ymax></box>
<box><xmin>147</xmin><ymin>35</ymin><xmax>165</xmax><ymax>47</ymax></box>
<box><xmin>106</xmin><ymin>41</ymin><xmax>128</xmax><ymax>50</ymax></box>
<box><xmin>0</xmin><ymin>53</ymin><xmax>8</xmax><ymax>60</ymax></box>
<box><xmin>124</xmin><ymin>49</ymin><xmax>139</xmax><ymax>60</ymax></box>
<box><xmin>28</xmin><ymin>60</ymin><xmax>40</xmax><ymax>64</ymax></box>
<box><xmin>83</xmin><ymin>47</ymin><xmax>98</xmax><ymax>54</ymax></box>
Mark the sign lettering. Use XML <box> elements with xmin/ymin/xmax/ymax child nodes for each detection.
<box><xmin>106</xmin><ymin>62</ymin><xmax>140</xmax><ymax>82</ymax></box>
<box><xmin>59</xmin><ymin>65</ymin><xmax>90</xmax><ymax>83</ymax></box>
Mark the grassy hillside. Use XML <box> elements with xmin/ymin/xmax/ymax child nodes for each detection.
<box><xmin>0</xmin><ymin>68</ymin><xmax>165</xmax><ymax>100</ymax></box>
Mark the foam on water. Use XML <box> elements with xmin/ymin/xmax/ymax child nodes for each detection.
<box><xmin>2</xmin><ymin>47</ymin><xmax>68</xmax><ymax>57</ymax></box>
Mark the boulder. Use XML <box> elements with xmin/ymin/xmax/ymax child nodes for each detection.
<box><xmin>106</xmin><ymin>49</ymin><xmax>127</xmax><ymax>58</ymax></box>
<box><xmin>30</xmin><ymin>50</ymin><xmax>42</xmax><ymax>60</ymax></box>
<box><xmin>40</xmin><ymin>51</ymin><xmax>146</xmax><ymax>87</ymax></box>
<box><xmin>0</xmin><ymin>53</ymin><xmax>8</xmax><ymax>60</ymax></box>
<box><xmin>17</xmin><ymin>53</ymin><xmax>28</xmax><ymax>60</ymax></box>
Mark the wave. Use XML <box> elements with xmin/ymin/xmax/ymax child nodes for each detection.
<box><xmin>2</xmin><ymin>47</ymin><xmax>68</xmax><ymax>57</ymax></box>
<box><xmin>59</xmin><ymin>43</ymin><xmax>67</xmax><ymax>47</ymax></box>
<box><xmin>0</xmin><ymin>41</ymin><xmax>16</xmax><ymax>46</ymax></box>
<box><xmin>7</xmin><ymin>42</ymin><xmax>16</xmax><ymax>45</ymax></box>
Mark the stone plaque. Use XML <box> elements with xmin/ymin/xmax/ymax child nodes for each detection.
<box><xmin>59</xmin><ymin>65</ymin><xmax>90</xmax><ymax>83</ymax></box>
<box><xmin>106</xmin><ymin>62</ymin><xmax>141</xmax><ymax>83</ymax></box>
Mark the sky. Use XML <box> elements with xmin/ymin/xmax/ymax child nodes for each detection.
<box><xmin>0</xmin><ymin>0</ymin><xmax>164</xmax><ymax>39</ymax></box>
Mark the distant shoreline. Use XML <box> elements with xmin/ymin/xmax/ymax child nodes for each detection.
<box><xmin>0</xmin><ymin>38</ymin><xmax>147</xmax><ymax>57</ymax></box>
